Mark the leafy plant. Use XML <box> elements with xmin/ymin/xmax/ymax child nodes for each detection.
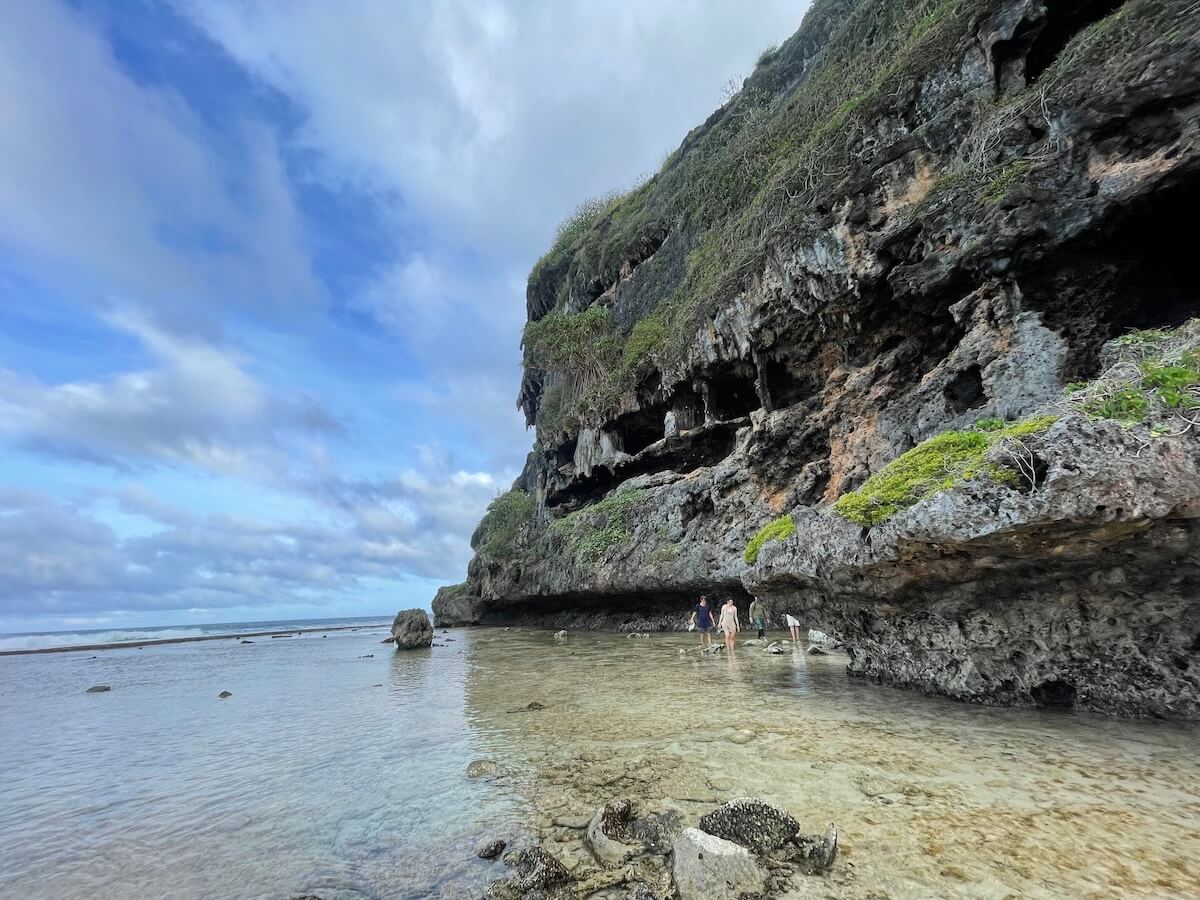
<box><xmin>471</xmin><ymin>490</ymin><xmax>534</xmax><ymax>559</ymax></box>
<box><xmin>550</xmin><ymin>489</ymin><xmax>646</xmax><ymax>564</ymax></box>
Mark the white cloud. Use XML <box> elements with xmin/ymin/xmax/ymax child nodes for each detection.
<box><xmin>0</xmin><ymin>312</ymin><xmax>338</xmax><ymax>475</ymax></box>
<box><xmin>0</xmin><ymin>1</ymin><xmax>323</xmax><ymax>327</ymax></box>
<box><xmin>181</xmin><ymin>0</ymin><xmax>810</xmax><ymax>261</ymax></box>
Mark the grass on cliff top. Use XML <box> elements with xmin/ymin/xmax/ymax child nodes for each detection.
<box><xmin>522</xmin><ymin>0</ymin><xmax>970</xmax><ymax>426</ymax></box>
<box><xmin>550</xmin><ymin>488</ymin><xmax>646</xmax><ymax>565</ymax></box>
<box><xmin>744</xmin><ymin>515</ymin><xmax>796</xmax><ymax>564</ymax></box>
<box><xmin>471</xmin><ymin>489</ymin><xmax>533</xmax><ymax>559</ymax></box>
<box><xmin>1066</xmin><ymin>320</ymin><xmax>1200</xmax><ymax>425</ymax></box>
<box><xmin>833</xmin><ymin>416</ymin><xmax>1058</xmax><ymax>527</ymax></box>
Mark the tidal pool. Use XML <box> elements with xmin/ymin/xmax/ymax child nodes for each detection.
<box><xmin>1</xmin><ymin>626</ymin><xmax>1197</xmax><ymax>898</ymax></box>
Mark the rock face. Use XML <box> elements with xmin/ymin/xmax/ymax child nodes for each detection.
<box><xmin>698</xmin><ymin>798</ymin><xmax>800</xmax><ymax>854</ymax></box>
<box><xmin>390</xmin><ymin>609</ymin><xmax>433</xmax><ymax>650</ymax></box>
<box><xmin>447</xmin><ymin>0</ymin><xmax>1200</xmax><ymax>717</ymax></box>
<box><xmin>671</xmin><ymin>828</ymin><xmax>768</xmax><ymax>900</ymax></box>
<box><xmin>431</xmin><ymin>582</ymin><xmax>482</xmax><ymax>627</ymax></box>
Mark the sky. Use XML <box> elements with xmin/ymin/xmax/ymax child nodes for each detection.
<box><xmin>0</xmin><ymin>0</ymin><xmax>809</xmax><ymax>633</ymax></box>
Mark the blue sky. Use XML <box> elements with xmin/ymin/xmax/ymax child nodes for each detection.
<box><xmin>0</xmin><ymin>0</ymin><xmax>808</xmax><ymax>632</ymax></box>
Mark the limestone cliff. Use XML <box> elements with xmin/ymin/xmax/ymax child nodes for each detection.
<box><xmin>446</xmin><ymin>0</ymin><xmax>1200</xmax><ymax>717</ymax></box>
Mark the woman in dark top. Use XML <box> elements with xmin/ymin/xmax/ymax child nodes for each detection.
<box><xmin>690</xmin><ymin>595</ymin><xmax>715</xmax><ymax>647</ymax></box>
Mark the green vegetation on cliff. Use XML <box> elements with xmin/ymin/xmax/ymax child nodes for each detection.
<box><xmin>550</xmin><ymin>488</ymin><xmax>646</xmax><ymax>564</ymax></box>
<box><xmin>834</xmin><ymin>417</ymin><xmax>1058</xmax><ymax>526</ymax></box>
<box><xmin>744</xmin><ymin>515</ymin><xmax>796</xmax><ymax>564</ymax></box>
<box><xmin>472</xmin><ymin>490</ymin><xmax>533</xmax><ymax>559</ymax></box>
<box><xmin>1070</xmin><ymin>321</ymin><xmax>1200</xmax><ymax>423</ymax></box>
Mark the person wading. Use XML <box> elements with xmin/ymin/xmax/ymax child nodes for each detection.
<box><xmin>718</xmin><ymin>597</ymin><xmax>740</xmax><ymax>651</ymax></box>
<box><xmin>748</xmin><ymin>597</ymin><xmax>766</xmax><ymax>639</ymax></box>
<box><xmin>690</xmin><ymin>596</ymin><xmax>716</xmax><ymax>647</ymax></box>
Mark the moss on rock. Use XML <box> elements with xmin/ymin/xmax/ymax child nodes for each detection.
<box><xmin>833</xmin><ymin>417</ymin><xmax>1058</xmax><ymax>526</ymax></box>
<box><xmin>744</xmin><ymin>515</ymin><xmax>797</xmax><ymax>564</ymax></box>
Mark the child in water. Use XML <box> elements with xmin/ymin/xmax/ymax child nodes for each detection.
<box><xmin>690</xmin><ymin>596</ymin><xmax>715</xmax><ymax>646</ymax></box>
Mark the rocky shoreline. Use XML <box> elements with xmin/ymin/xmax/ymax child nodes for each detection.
<box><xmin>435</xmin><ymin>0</ymin><xmax>1200</xmax><ymax>720</ymax></box>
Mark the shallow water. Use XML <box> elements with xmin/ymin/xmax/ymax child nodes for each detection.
<box><xmin>2</xmin><ymin>627</ymin><xmax>1198</xmax><ymax>898</ymax></box>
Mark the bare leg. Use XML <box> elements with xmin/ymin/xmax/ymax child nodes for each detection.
<box><xmin>725</xmin><ymin>631</ymin><xmax>735</xmax><ymax>651</ymax></box>
<box><xmin>790</xmin><ymin>624</ymin><xmax>800</xmax><ymax>642</ymax></box>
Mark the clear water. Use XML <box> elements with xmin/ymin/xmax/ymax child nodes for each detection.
<box><xmin>2</xmin><ymin>626</ymin><xmax>1199</xmax><ymax>899</ymax></box>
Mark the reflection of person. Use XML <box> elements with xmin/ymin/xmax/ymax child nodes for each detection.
<box><xmin>719</xmin><ymin>598</ymin><xmax>740</xmax><ymax>651</ymax></box>
<box><xmin>785</xmin><ymin>612</ymin><xmax>801</xmax><ymax>643</ymax></box>
<box><xmin>748</xmin><ymin>598</ymin><xmax>766</xmax><ymax>639</ymax></box>
<box><xmin>690</xmin><ymin>596</ymin><xmax>715</xmax><ymax>646</ymax></box>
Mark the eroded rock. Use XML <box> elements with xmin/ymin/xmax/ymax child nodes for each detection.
<box><xmin>671</xmin><ymin>827</ymin><xmax>767</xmax><ymax>900</ymax></box>
<box><xmin>390</xmin><ymin>609</ymin><xmax>433</xmax><ymax>650</ymax></box>
<box><xmin>698</xmin><ymin>798</ymin><xmax>799</xmax><ymax>854</ymax></box>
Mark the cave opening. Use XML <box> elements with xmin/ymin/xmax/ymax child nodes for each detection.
<box><xmin>1026</xmin><ymin>0</ymin><xmax>1128</xmax><ymax>84</ymax></box>
<box><xmin>1031</xmin><ymin>678</ymin><xmax>1077</xmax><ymax>709</ymax></box>
<box><xmin>944</xmin><ymin>364</ymin><xmax>987</xmax><ymax>415</ymax></box>
<box><xmin>671</xmin><ymin>384</ymin><xmax>706</xmax><ymax>431</ymax></box>
<box><xmin>763</xmin><ymin>357</ymin><xmax>818</xmax><ymax>410</ymax></box>
<box><xmin>1021</xmin><ymin>176</ymin><xmax>1200</xmax><ymax>378</ymax></box>
<box><xmin>706</xmin><ymin>366</ymin><xmax>762</xmax><ymax>421</ymax></box>
<box><xmin>614</xmin><ymin>405</ymin><xmax>667</xmax><ymax>456</ymax></box>
<box><xmin>991</xmin><ymin>0</ymin><xmax>1129</xmax><ymax>96</ymax></box>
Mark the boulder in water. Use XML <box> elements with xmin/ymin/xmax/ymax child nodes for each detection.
<box><xmin>380</xmin><ymin>637</ymin><xmax>395</xmax><ymax>644</ymax></box>
<box><xmin>486</xmin><ymin>846</ymin><xmax>571</xmax><ymax>898</ymax></box>
<box><xmin>808</xmin><ymin>645</ymin><xmax>829</xmax><ymax>656</ymax></box>
<box><xmin>698</xmin><ymin>798</ymin><xmax>799</xmax><ymax>854</ymax></box>
<box><xmin>218</xmin><ymin>690</ymin><xmax>232</xmax><ymax>699</ymax></box>
<box><xmin>807</xmin><ymin>629</ymin><xmax>829</xmax><ymax>644</ymax></box>
<box><xmin>477</xmin><ymin>838</ymin><xmax>507</xmax><ymax>860</ymax></box>
<box><xmin>671</xmin><ymin>827</ymin><xmax>767</xmax><ymax>900</ymax></box>
<box><xmin>466</xmin><ymin>759</ymin><xmax>503</xmax><ymax>779</ymax></box>
<box><xmin>390</xmin><ymin>608</ymin><xmax>433</xmax><ymax>650</ymax></box>
<box><xmin>553</xmin><ymin>630</ymin><xmax>567</xmax><ymax>641</ymax></box>
<box><xmin>85</xmin><ymin>685</ymin><xmax>111</xmax><ymax>693</ymax></box>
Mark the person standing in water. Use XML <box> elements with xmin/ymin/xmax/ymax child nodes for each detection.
<box><xmin>784</xmin><ymin>612</ymin><xmax>801</xmax><ymax>643</ymax></box>
<box><xmin>718</xmin><ymin>597</ymin><xmax>740</xmax><ymax>651</ymax></box>
<box><xmin>690</xmin><ymin>596</ymin><xmax>715</xmax><ymax>647</ymax></box>
<box><xmin>748</xmin><ymin>597</ymin><xmax>766</xmax><ymax>639</ymax></box>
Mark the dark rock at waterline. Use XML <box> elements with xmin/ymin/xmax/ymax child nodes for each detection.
<box><xmin>586</xmin><ymin>799</ymin><xmax>683</xmax><ymax>867</ymax></box>
<box><xmin>358</xmin><ymin>654</ymin><xmax>374</xmax><ymax>659</ymax></box>
<box><xmin>466</xmin><ymin>759</ymin><xmax>502</xmax><ymax>779</ymax></box>
<box><xmin>486</xmin><ymin>847</ymin><xmax>571</xmax><ymax>899</ymax></box>
<box><xmin>85</xmin><ymin>685</ymin><xmax>111</xmax><ymax>693</ymax></box>
<box><xmin>699</xmin><ymin>798</ymin><xmax>799</xmax><ymax>854</ymax></box>
<box><xmin>380</xmin><ymin>637</ymin><xmax>395</xmax><ymax>644</ymax></box>
<box><xmin>240</xmin><ymin>640</ymin><xmax>255</xmax><ymax>644</ymax></box>
<box><xmin>808</xmin><ymin>645</ymin><xmax>829</xmax><ymax>656</ymax></box>
<box><xmin>218</xmin><ymin>691</ymin><xmax>232</xmax><ymax>699</ymax></box>
<box><xmin>510</xmin><ymin>701</ymin><xmax>546</xmax><ymax>713</ymax></box>
<box><xmin>785</xmin><ymin>823</ymin><xmax>839</xmax><ymax>875</ymax></box>
<box><xmin>390</xmin><ymin>608</ymin><xmax>433</xmax><ymax>650</ymax></box>
<box><xmin>477</xmin><ymin>838</ymin><xmax>507</xmax><ymax>860</ymax></box>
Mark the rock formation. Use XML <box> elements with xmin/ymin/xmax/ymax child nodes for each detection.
<box><xmin>390</xmin><ymin>609</ymin><xmax>433</xmax><ymax>650</ymax></box>
<box><xmin>447</xmin><ymin>0</ymin><xmax>1200</xmax><ymax>717</ymax></box>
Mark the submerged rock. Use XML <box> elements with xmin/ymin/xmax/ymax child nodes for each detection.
<box><xmin>466</xmin><ymin>759</ymin><xmax>502</xmax><ymax>780</ymax></box>
<box><xmin>477</xmin><ymin>838</ymin><xmax>507</xmax><ymax>860</ymax></box>
<box><xmin>486</xmin><ymin>846</ymin><xmax>571</xmax><ymax>899</ymax></box>
<box><xmin>807</xmin><ymin>645</ymin><xmax>829</xmax><ymax>656</ymax></box>
<box><xmin>218</xmin><ymin>690</ymin><xmax>232</xmax><ymax>699</ymax></box>
<box><xmin>380</xmin><ymin>637</ymin><xmax>395</xmax><ymax>644</ymax></box>
<box><xmin>85</xmin><ymin>685</ymin><xmax>111</xmax><ymax>693</ymax></box>
<box><xmin>390</xmin><ymin>609</ymin><xmax>433</xmax><ymax>650</ymax></box>
<box><xmin>698</xmin><ymin>798</ymin><xmax>799</xmax><ymax>854</ymax></box>
<box><xmin>553</xmin><ymin>629</ymin><xmax>568</xmax><ymax>641</ymax></box>
<box><xmin>671</xmin><ymin>827</ymin><xmax>767</xmax><ymax>900</ymax></box>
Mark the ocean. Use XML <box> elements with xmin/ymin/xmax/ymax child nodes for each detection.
<box><xmin>2</xmin><ymin>622</ymin><xmax>1199</xmax><ymax>898</ymax></box>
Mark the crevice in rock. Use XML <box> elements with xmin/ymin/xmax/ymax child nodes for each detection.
<box><xmin>545</xmin><ymin>422</ymin><xmax>740</xmax><ymax>512</ymax></box>
<box><xmin>762</xmin><ymin>357</ymin><xmax>820</xmax><ymax>410</ymax></box>
<box><xmin>704</xmin><ymin>363</ymin><xmax>762</xmax><ymax>421</ymax></box>
<box><xmin>1026</xmin><ymin>0</ymin><xmax>1129</xmax><ymax>84</ymax></box>
<box><xmin>1031</xmin><ymin>678</ymin><xmax>1077</xmax><ymax>709</ymax></box>
<box><xmin>1020</xmin><ymin>175</ymin><xmax>1200</xmax><ymax>378</ymax></box>
<box><xmin>944</xmin><ymin>364</ymin><xmax>987</xmax><ymax>415</ymax></box>
<box><xmin>613</xmin><ymin>404</ymin><xmax>668</xmax><ymax>456</ymax></box>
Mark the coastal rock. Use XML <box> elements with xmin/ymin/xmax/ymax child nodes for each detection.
<box><xmin>486</xmin><ymin>846</ymin><xmax>571</xmax><ymax>899</ymax></box>
<box><xmin>218</xmin><ymin>691</ymin><xmax>232</xmax><ymax>699</ymax></box>
<box><xmin>786</xmin><ymin>823</ymin><xmax>839</xmax><ymax>874</ymax></box>
<box><xmin>380</xmin><ymin>637</ymin><xmax>395</xmax><ymax>644</ymax></box>
<box><xmin>85</xmin><ymin>685</ymin><xmax>111</xmax><ymax>693</ymax></box>
<box><xmin>807</xmin><ymin>630</ymin><xmax>829</xmax><ymax>644</ymax></box>
<box><xmin>477</xmin><ymin>838</ymin><xmax>507</xmax><ymax>860</ymax></box>
<box><xmin>441</xmin><ymin>0</ymin><xmax>1200</xmax><ymax>719</ymax></box>
<box><xmin>466</xmin><ymin>759</ymin><xmax>503</xmax><ymax>780</ymax></box>
<box><xmin>390</xmin><ymin>609</ymin><xmax>433</xmax><ymax>650</ymax></box>
<box><xmin>553</xmin><ymin>630</ymin><xmax>568</xmax><ymax>641</ymax></box>
<box><xmin>240</xmin><ymin>640</ymin><xmax>254</xmax><ymax>644</ymax></box>
<box><xmin>671</xmin><ymin>828</ymin><xmax>767</xmax><ymax>900</ymax></box>
<box><xmin>585</xmin><ymin>800</ymin><xmax>636</xmax><ymax>867</ymax></box>
<box><xmin>807</xmin><ymin>646</ymin><xmax>828</xmax><ymax>656</ymax></box>
<box><xmin>698</xmin><ymin>798</ymin><xmax>799</xmax><ymax>854</ymax></box>
<box><xmin>431</xmin><ymin>582</ymin><xmax>483</xmax><ymax>627</ymax></box>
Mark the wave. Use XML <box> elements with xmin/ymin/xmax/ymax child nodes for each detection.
<box><xmin>0</xmin><ymin>628</ymin><xmax>210</xmax><ymax>652</ymax></box>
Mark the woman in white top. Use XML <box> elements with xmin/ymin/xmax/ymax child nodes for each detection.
<box><xmin>719</xmin><ymin>598</ymin><xmax>740</xmax><ymax>651</ymax></box>
<box><xmin>784</xmin><ymin>613</ymin><xmax>801</xmax><ymax>643</ymax></box>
